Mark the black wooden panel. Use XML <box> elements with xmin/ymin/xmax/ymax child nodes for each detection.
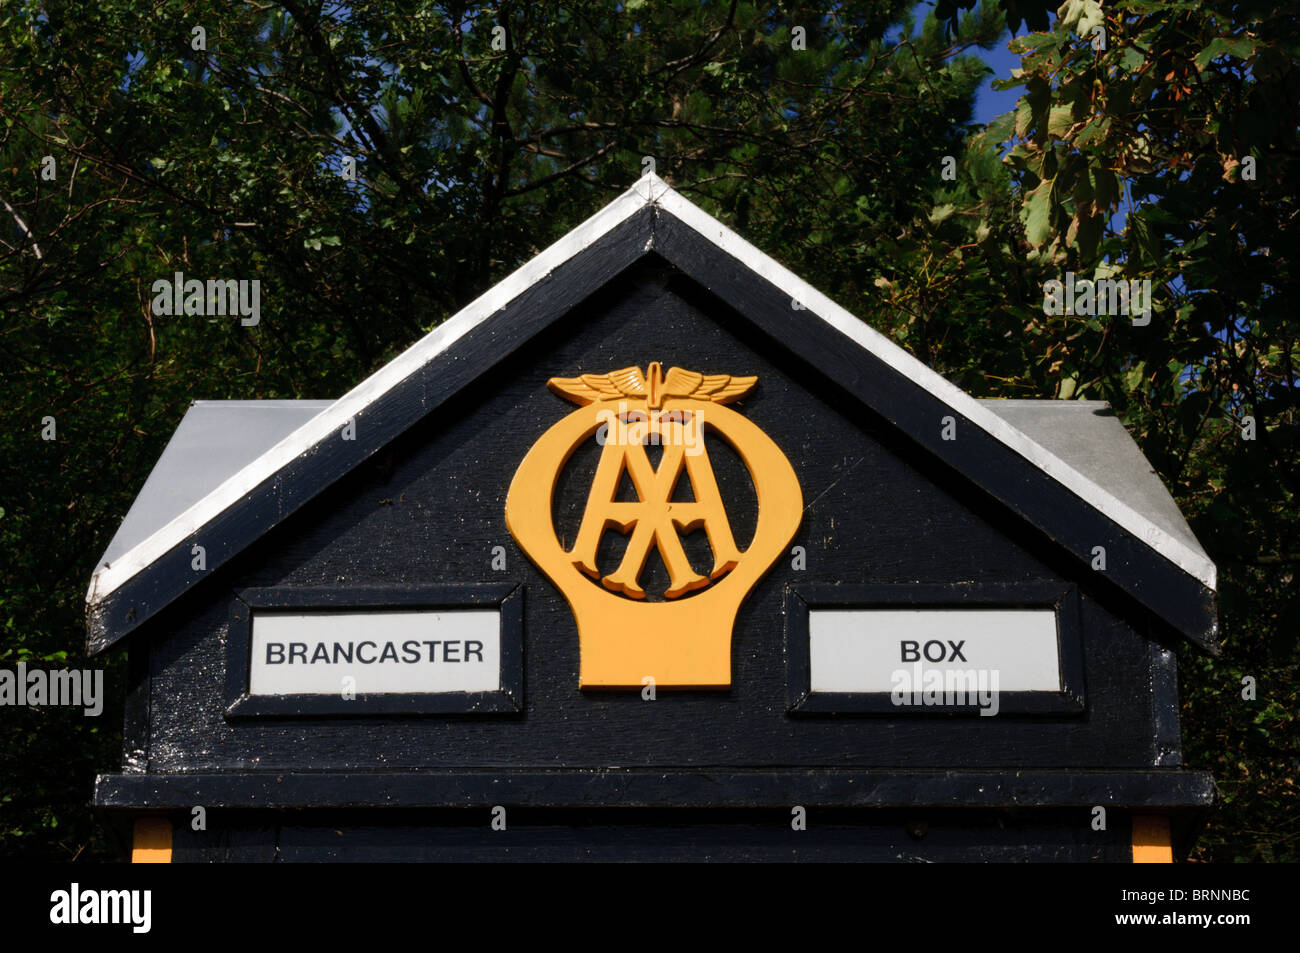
<box><xmin>120</xmin><ymin>642</ymin><xmax>151</xmax><ymax>774</ymax></box>
<box><xmin>95</xmin><ymin>768</ymin><xmax>1216</xmax><ymax>809</ymax></box>
<box><xmin>131</xmin><ymin>259</ymin><xmax>1170</xmax><ymax>775</ymax></box>
<box><xmin>167</xmin><ymin>808</ymin><xmax>1133</xmax><ymax>862</ymax></box>
<box><xmin>171</xmin><ymin>815</ymin><xmax>279</xmax><ymax>862</ymax></box>
<box><xmin>1149</xmin><ymin>637</ymin><xmax>1185</xmax><ymax>767</ymax></box>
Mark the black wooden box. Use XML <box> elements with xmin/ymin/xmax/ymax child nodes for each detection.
<box><xmin>89</xmin><ymin>175</ymin><xmax>1216</xmax><ymax>862</ymax></box>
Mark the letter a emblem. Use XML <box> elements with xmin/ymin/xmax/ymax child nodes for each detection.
<box><xmin>506</xmin><ymin>363</ymin><xmax>802</xmax><ymax>688</ymax></box>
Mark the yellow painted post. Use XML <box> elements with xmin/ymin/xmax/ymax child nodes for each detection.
<box><xmin>132</xmin><ymin>816</ymin><xmax>173</xmax><ymax>863</ymax></box>
<box><xmin>1132</xmin><ymin>814</ymin><xmax>1173</xmax><ymax>863</ymax></box>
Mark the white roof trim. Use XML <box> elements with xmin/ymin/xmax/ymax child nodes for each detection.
<box><xmin>654</xmin><ymin>185</ymin><xmax>1215</xmax><ymax>590</ymax></box>
<box><xmin>87</xmin><ymin>178</ymin><xmax>656</xmax><ymax>605</ymax></box>
<box><xmin>88</xmin><ymin>172</ymin><xmax>1215</xmax><ymax>606</ymax></box>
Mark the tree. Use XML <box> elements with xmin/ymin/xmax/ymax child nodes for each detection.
<box><xmin>929</xmin><ymin>0</ymin><xmax>1299</xmax><ymax>860</ymax></box>
<box><xmin>1</xmin><ymin>0</ymin><xmax>1292</xmax><ymax>861</ymax></box>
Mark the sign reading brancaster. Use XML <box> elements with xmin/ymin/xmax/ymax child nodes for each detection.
<box><xmin>506</xmin><ymin>362</ymin><xmax>802</xmax><ymax>689</ymax></box>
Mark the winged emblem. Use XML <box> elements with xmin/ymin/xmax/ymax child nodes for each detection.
<box><xmin>548</xmin><ymin>362</ymin><xmax>757</xmax><ymax>409</ymax></box>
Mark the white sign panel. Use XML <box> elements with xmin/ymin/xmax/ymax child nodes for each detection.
<box><xmin>249</xmin><ymin>609</ymin><xmax>501</xmax><ymax>696</ymax></box>
<box><xmin>808</xmin><ymin>608</ymin><xmax>1061</xmax><ymax>694</ymax></box>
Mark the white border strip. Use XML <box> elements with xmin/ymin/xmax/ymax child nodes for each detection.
<box><xmin>89</xmin><ymin>171</ymin><xmax>1214</xmax><ymax>608</ymax></box>
<box><xmin>655</xmin><ymin>186</ymin><xmax>1215</xmax><ymax>590</ymax></box>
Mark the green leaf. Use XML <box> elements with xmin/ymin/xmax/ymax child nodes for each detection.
<box><xmin>1125</xmin><ymin>364</ymin><xmax>1146</xmax><ymax>391</ymax></box>
<box><xmin>1014</xmin><ymin>97</ymin><xmax>1035</xmax><ymax>138</ymax></box>
<box><xmin>983</xmin><ymin>109</ymin><xmax>1016</xmax><ymax>144</ymax></box>
<box><xmin>1048</xmin><ymin>105</ymin><xmax>1075</xmax><ymax>137</ymax></box>
<box><xmin>1076</xmin><ymin>116</ymin><xmax>1111</xmax><ymax>147</ymax></box>
<box><xmin>928</xmin><ymin>203</ymin><xmax>955</xmax><ymax>225</ymax></box>
<box><xmin>1195</xmin><ymin>37</ymin><xmax>1256</xmax><ymax>71</ymax></box>
<box><xmin>1058</xmin><ymin>0</ymin><xmax>1104</xmax><ymax>37</ymax></box>
<box><xmin>1021</xmin><ymin>179</ymin><xmax>1055</xmax><ymax>247</ymax></box>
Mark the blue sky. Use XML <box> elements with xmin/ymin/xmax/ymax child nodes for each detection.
<box><xmin>971</xmin><ymin>33</ymin><xmax>1025</xmax><ymax>127</ymax></box>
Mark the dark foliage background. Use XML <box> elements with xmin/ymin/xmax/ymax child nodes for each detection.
<box><xmin>1</xmin><ymin>0</ymin><xmax>1294</xmax><ymax>860</ymax></box>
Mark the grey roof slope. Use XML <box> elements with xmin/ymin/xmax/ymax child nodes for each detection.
<box><xmin>96</xmin><ymin>397</ymin><xmax>1206</xmax><ymax>576</ymax></box>
<box><xmin>980</xmin><ymin>399</ymin><xmax>1208</xmax><ymax>561</ymax></box>
<box><xmin>99</xmin><ymin>401</ymin><xmax>333</xmax><ymax>569</ymax></box>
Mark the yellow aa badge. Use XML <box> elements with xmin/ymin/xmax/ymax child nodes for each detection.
<box><xmin>506</xmin><ymin>362</ymin><xmax>802</xmax><ymax>688</ymax></box>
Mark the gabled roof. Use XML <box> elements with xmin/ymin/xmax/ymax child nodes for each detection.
<box><xmin>86</xmin><ymin>173</ymin><xmax>1218</xmax><ymax>654</ymax></box>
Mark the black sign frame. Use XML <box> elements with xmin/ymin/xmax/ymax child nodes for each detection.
<box><xmin>784</xmin><ymin>582</ymin><xmax>1085</xmax><ymax>715</ymax></box>
<box><xmin>224</xmin><ymin>583</ymin><xmax>524</xmax><ymax>718</ymax></box>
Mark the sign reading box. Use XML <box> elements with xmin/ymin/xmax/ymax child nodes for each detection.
<box><xmin>786</xmin><ymin>584</ymin><xmax>1084</xmax><ymax>715</ymax></box>
<box><xmin>225</xmin><ymin>584</ymin><xmax>522</xmax><ymax>718</ymax></box>
<box><xmin>809</xmin><ymin>609</ymin><xmax>1062</xmax><ymax>693</ymax></box>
